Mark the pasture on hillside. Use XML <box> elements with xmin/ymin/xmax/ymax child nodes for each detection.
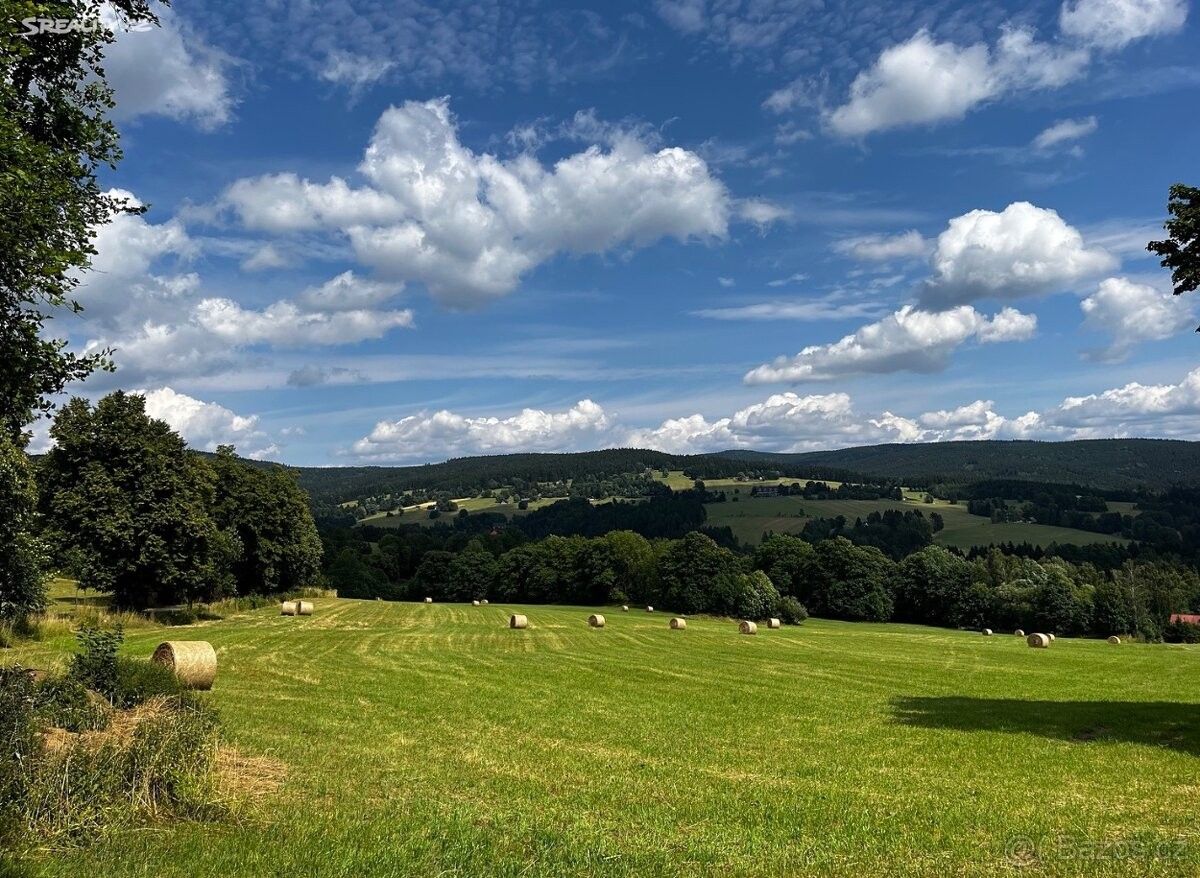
<box><xmin>704</xmin><ymin>495</ymin><xmax>1131</xmax><ymax>549</ymax></box>
<box><xmin>7</xmin><ymin>598</ymin><xmax>1199</xmax><ymax>877</ymax></box>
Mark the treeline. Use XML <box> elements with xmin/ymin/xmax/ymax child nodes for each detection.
<box><xmin>324</xmin><ymin>521</ymin><xmax>1200</xmax><ymax>640</ymax></box>
<box><xmin>797</xmin><ymin>509</ymin><xmax>941</xmax><ymax>560</ymax></box>
<box><xmin>30</xmin><ymin>392</ymin><xmax>323</xmax><ymax>610</ymax></box>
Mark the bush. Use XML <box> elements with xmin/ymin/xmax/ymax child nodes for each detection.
<box><xmin>68</xmin><ymin>625</ymin><xmax>122</xmax><ymax>698</ymax></box>
<box><xmin>32</xmin><ymin>675</ymin><xmax>109</xmax><ymax>733</ymax></box>
<box><xmin>1164</xmin><ymin>620</ymin><xmax>1200</xmax><ymax>643</ymax></box>
<box><xmin>776</xmin><ymin>595</ymin><xmax>808</xmax><ymax>625</ymax></box>
<box><xmin>112</xmin><ymin>658</ymin><xmax>184</xmax><ymax>709</ymax></box>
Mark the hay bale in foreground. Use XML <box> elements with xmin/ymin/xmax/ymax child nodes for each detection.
<box><xmin>1027</xmin><ymin>633</ymin><xmax>1051</xmax><ymax>649</ymax></box>
<box><xmin>1014</xmin><ymin>628</ymin><xmax>1025</xmax><ymax>637</ymax></box>
<box><xmin>151</xmin><ymin>641</ymin><xmax>217</xmax><ymax>690</ymax></box>
<box><xmin>982</xmin><ymin>628</ymin><xmax>993</xmax><ymax>636</ymax></box>
<box><xmin>646</xmin><ymin>605</ymin><xmax>654</xmax><ymax>612</ymax></box>
<box><xmin>424</xmin><ymin>597</ymin><xmax>433</xmax><ymax>604</ymax></box>
<box><xmin>1108</xmin><ymin>635</ymin><xmax>1122</xmax><ymax>645</ymax></box>
<box><xmin>509</xmin><ymin>614</ymin><xmax>528</xmax><ymax>629</ymax></box>
<box><xmin>280</xmin><ymin>601</ymin><xmax>298</xmax><ymax>616</ymax></box>
<box><xmin>296</xmin><ymin>601</ymin><xmax>313</xmax><ymax>616</ymax></box>
<box><xmin>670</xmin><ymin>617</ymin><xmax>687</xmax><ymax>630</ymax></box>
<box><xmin>739</xmin><ymin>620</ymin><xmax>758</xmax><ymax>635</ymax></box>
<box><xmin>767</xmin><ymin>618</ymin><xmax>781</xmax><ymax>629</ymax></box>
<box><xmin>588</xmin><ymin>614</ymin><xmax>606</xmax><ymax>628</ymax></box>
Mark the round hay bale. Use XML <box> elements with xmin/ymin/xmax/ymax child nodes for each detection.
<box><xmin>767</xmin><ymin>618</ymin><xmax>781</xmax><ymax>629</ymax></box>
<box><xmin>739</xmin><ymin>620</ymin><xmax>758</xmax><ymax>635</ymax></box>
<box><xmin>1027</xmin><ymin>633</ymin><xmax>1051</xmax><ymax>649</ymax></box>
<box><xmin>472</xmin><ymin>600</ymin><xmax>480</xmax><ymax>606</ymax></box>
<box><xmin>1048</xmin><ymin>633</ymin><xmax>1056</xmax><ymax>642</ymax></box>
<box><xmin>480</xmin><ymin>599</ymin><xmax>489</xmax><ymax>605</ymax></box>
<box><xmin>588</xmin><ymin>614</ymin><xmax>606</xmax><ymax>628</ymax></box>
<box><xmin>280</xmin><ymin>600</ymin><xmax>298</xmax><ymax>616</ymax></box>
<box><xmin>1108</xmin><ymin>635</ymin><xmax>1122</xmax><ymax>645</ymax></box>
<box><xmin>1014</xmin><ymin>628</ymin><xmax>1025</xmax><ymax>637</ymax></box>
<box><xmin>669</xmin><ymin>617</ymin><xmax>687</xmax><ymax>630</ymax></box>
<box><xmin>151</xmin><ymin>641</ymin><xmax>216</xmax><ymax>690</ymax></box>
<box><xmin>296</xmin><ymin>601</ymin><xmax>313</xmax><ymax>616</ymax></box>
<box><xmin>424</xmin><ymin>597</ymin><xmax>433</xmax><ymax>604</ymax></box>
<box><xmin>621</xmin><ymin>605</ymin><xmax>629</xmax><ymax>612</ymax></box>
<box><xmin>982</xmin><ymin>628</ymin><xmax>993</xmax><ymax>636</ymax></box>
<box><xmin>509</xmin><ymin>614</ymin><xmax>528</xmax><ymax>629</ymax></box>
<box><xmin>646</xmin><ymin>605</ymin><xmax>654</xmax><ymax>612</ymax></box>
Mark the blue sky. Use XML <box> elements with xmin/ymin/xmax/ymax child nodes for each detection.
<box><xmin>42</xmin><ymin>0</ymin><xmax>1200</xmax><ymax>464</ymax></box>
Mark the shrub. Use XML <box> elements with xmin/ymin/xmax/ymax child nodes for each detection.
<box><xmin>1164</xmin><ymin>620</ymin><xmax>1200</xmax><ymax>643</ymax></box>
<box><xmin>68</xmin><ymin>625</ymin><xmax>122</xmax><ymax>698</ymax></box>
<box><xmin>113</xmin><ymin>658</ymin><xmax>184</xmax><ymax>709</ymax></box>
<box><xmin>776</xmin><ymin>595</ymin><xmax>808</xmax><ymax>625</ymax></box>
<box><xmin>32</xmin><ymin>675</ymin><xmax>109</xmax><ymax>733</ymax></box>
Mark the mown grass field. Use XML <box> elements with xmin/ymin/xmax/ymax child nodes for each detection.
<box><xmin>705</xmin><ymin>496</ymin><xmax>1130</xmax><ymax>549</ymax></box>
<box><xmin>7</xmin><ymin>598</ymin><xmax>1200</xmax><ymax>877</ymax></box>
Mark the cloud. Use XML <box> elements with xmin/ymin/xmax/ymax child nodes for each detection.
<box><xmin>286</xmin><ymin>365</ymin><xmax>368</xmax><ymax>388</ymax></box>
<box><xmin>223</xmin><ymin>99</ymin><xmax>731</xmax><ymax>307</ymax></box>
<box><xmin>834</xmin><ymin>230</ymin><xmax>929</xmax><ymax>261</ymax></box>
<box><xmin>1033</xmin><ymin>116</ymin><xmax>1099</xmax><ymax>149</ymax></box>
<box><xmin>139</xmin><ymin>387</ymin><xmax>277</xmax><ymax>458</ymax></box>
<box><xmin>1081</xmin><ymin>276</ymin><xmax>1197</xmax><ymax>360</ymax></box>
<box><xmin>193</xmin><ymin>298</ymin><xmax>415</xmax><ymax>347</ymax></box>
<box><xmin>103</xmin><ymin>8</ymin><xmax>234</xmax><ymax>129</ymax></box>
<box><xmin>351</xmin><ymin>399</ymin><xmax>615</xmax><ymax>462</ymax></box>
<box><xmin>240</xmin><ymin>244</ymin><xmax>289</xmax><ymax>272</ymax></box>
<box><xmin>737</xmin><ymin>199</ymin><xmax>792</xmax><ymax>227</ymax></box>
<box><xmin>743</xmin><ymin>304</ymin><xmax>1036</xmax><ymax>384</ymax></box>
<box><xmin>920</xmin><ymin>201</ymin><xmax>1116</xmax><ymax>308</ymax></box>
<box><xmin>1060</xmin><ymin>0</ymin><xmax>1188</xmax><ymax>49</ymax></box>
<box><xmin>1034</xmin><ymin>367</ymin><xmax>1200</xmax><ymax>438</ymax></box>
<box><xmin>825</xmin><ymin>28</ymin><xmax>1088</xmax><ymax>138</ymax></box>
<box><xmin>692</xmin><ymin>296</ymin><xmax>885</xmax><ymax>322</ymax></box>
<box><xmin>319</xmin><ymin>52</ymin><xmax>396</xmax><ymax>91</ymax></box>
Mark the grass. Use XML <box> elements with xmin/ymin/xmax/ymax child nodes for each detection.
<box><xmin>4</xmin><ymin>598</ymin><xmax>1199</xmax><ymax>876</ymax></box>
<box><xmin>360</xmin><ymin>496</ymin><xmax>568</xmax><ymax>528</ymax></box>
<box><xmin>705</xmin><ymin>496</ymin><xmax>1131</xmax><ymax>549</ymax></box>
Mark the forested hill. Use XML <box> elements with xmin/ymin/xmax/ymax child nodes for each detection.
<box><xmin>719</xmin><ymin>439</ymin><xmax>1200</xmax><ymax>491</ymax></box>
<box><xmin>282</xmin><ymin>438</ymin><xmax>1200</xmax><ymax>506</ymax></box>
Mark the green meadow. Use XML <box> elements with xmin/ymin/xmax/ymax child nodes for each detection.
<box><xmin>8</xmin><ymin>598</ymin><xmax>1199</xmax><ymax>877</ymax></box>
<box><xmin>704</xmin><ymin>495</ymin><xmax>1131</xmax><ymax>549</ymax></box>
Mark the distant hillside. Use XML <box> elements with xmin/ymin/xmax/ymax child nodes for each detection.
<box><xmin>717</xmin><ymin>439</ymin><xmax>1200</xmax><ymax>491</ymax></box>
<box><xmin>281</xmin><ymin>439</ymin><xmax>1200</xmax><ymax>505</ymax></box>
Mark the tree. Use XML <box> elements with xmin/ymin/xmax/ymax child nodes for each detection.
<box><xmin>752</xmin><ymin>534</ymin><xmax>814</xmax><ymax>598</ymax></box>
<box><xmin>1148</xmin><ymin>184</ymin><xmax>1200</xmax><ymax>328</ymax></box>
<box><xmin>1</xmin><ymin>1</ymin><xmax>158</xmax><ymax>440</ymax></box>
<box><xmin>38</xmin><ymin>392</ymin><xmax>232</xmax><ymax>608</ymax></box>
<box><xmin>0</xmin><ymin>436</ymin><xmax>47</xmax><ymax>620</ymax></box>
<box><xmin>803</xmin><ymin>537</ymin><xmax>895</xmax><ymax>622</ymax></box>
<box><xmin>657</xmin><ymin>532</ymin><xmax>743</xmax><ymax>615</ymax></box>
<box><xmin>445</xmin><ymin>540</ymin><xmax>497</xmax><ymax>601</ymax></box>
<box><xmin>893</xmin><ymin>545</ymin><xmax>973</xmax><ymax>627</ymax></box>
<box><xmin>208</xmin><ymin>447</ymin><xmax>323</xmax><ymax>595</ymax></box>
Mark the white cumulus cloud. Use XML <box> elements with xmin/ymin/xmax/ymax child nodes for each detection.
<box><xmin>224</xmin><ymin>99</ymin><xmax>732</xmax><ymax>307</ymax></box>
<box><xmin>351</xmin><ymin>399</ymin><xmax>616</xmax><ymax>462</ymax></box>
<box><xmin>1033</xmin><ymin>116</ymin><xmax>1099</xmax><ymax>150</ymax></box>
<box><xmin>1081</xmin><ymin>276</ymin><xmax>1197</xmax><ymax>360</ymax></box>
<box><xmin>742</xmin><ymin>304</ymin><xmax>1036</xmax><ymax>384</ymax></box>
<box><xmin>139</xmin><ymin>387</ymin><xmax>277</xmax><ymax>459</ymax></box>
<box><xmin>921</xmin><ymin>201</ymin><xmax>1116</xmax><ymax>308</ymax></box>
<box><xmin>103</xmin><ymin>8</ymin><xmax>234</xmax><ymax>129</ymax></box>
